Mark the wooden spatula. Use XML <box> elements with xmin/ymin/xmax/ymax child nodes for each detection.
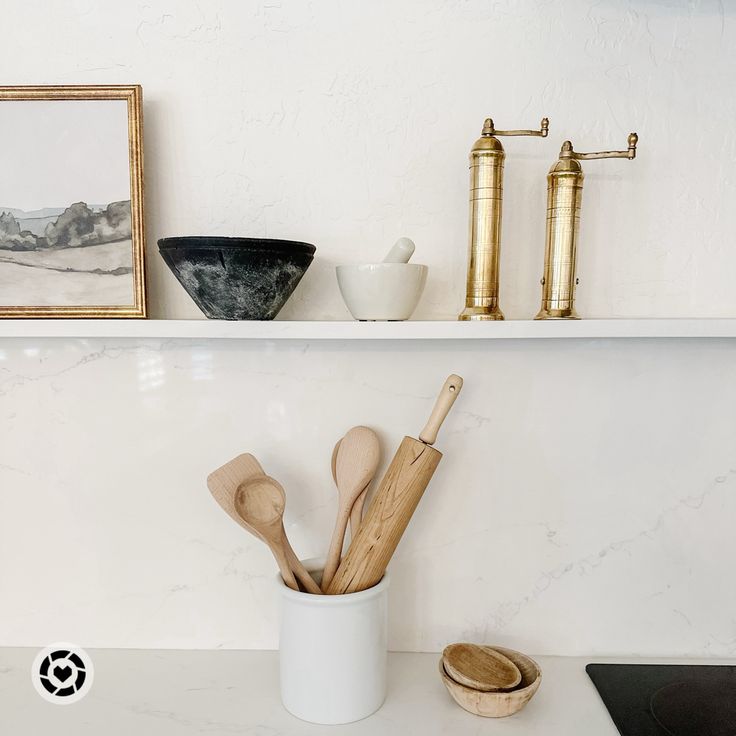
<box><xmin>326</xmin><ymin>374</ymin><xmax>463</xmax><ymax>595</ymax></box>
<box><xmin>206</xmin><ymin>453</ymin><xmax>321</xmax><ymax>594</ymax></box>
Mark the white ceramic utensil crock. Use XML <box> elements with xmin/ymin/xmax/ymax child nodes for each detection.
<box><xmin>278</xmin><ymin>558</ymin><xmax>389</xmax><ymax>724</ymax></box>
<box><xmin>336</xmin><ymin>263</ymin><xmax>428</xmax><ymax>320</ymax></box>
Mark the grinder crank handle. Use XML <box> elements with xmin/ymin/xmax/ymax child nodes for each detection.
<box><xmin>419</xmin><ymin>374</ymin><xmax>464</xmax><ymax>445</ymax></box>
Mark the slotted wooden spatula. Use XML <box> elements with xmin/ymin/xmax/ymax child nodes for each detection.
<box><xmin>207</xmin><ymin>453</ymin><xmax>321</xmax><ymax>594</ymax></box>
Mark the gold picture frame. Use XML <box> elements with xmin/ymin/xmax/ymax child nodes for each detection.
<box><xmin>0</xmin><ymin>85</ymin><xmax>146</xmax><ymax>318</ymax></box>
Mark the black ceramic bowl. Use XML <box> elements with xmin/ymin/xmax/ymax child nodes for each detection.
<box><xmin>158</xmin><ymin>237</ymin><xmax>316</xmax><ymax>320</ymax></box>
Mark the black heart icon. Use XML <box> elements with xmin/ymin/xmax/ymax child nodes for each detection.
<box><xmin>53</xmin><ymin>665</ymin><xmax>72</xmax><ymax>683</ymax></box>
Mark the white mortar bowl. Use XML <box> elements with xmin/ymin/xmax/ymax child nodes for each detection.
<box><xmin>336</xmin><ymin>263</ymin><xmax>428</xmax><ymax>321</ymax></box>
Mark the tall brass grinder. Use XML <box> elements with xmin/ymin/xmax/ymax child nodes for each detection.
<box><xmin>535</xmin><ymin>133</ymin><xmax>638</xmax><ymax>320</ymax></box>
<box><xmin>459</xmin><ymin>117</ymin><xmax>549</xmax><ymax>321</ymax></box>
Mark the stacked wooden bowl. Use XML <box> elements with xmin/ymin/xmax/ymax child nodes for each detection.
<box><xmin>439</xmin><ymin>644</ymin><xmax>542</xmax><ymax>718</ymax></box>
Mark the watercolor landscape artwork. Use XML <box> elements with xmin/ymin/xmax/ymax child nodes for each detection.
<box><xmin>0</xmin><ymin>87</ymin><xmax>145</xmax><ymax>317</ymax></box>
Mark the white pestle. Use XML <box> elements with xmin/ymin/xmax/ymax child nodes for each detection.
<box><xmin>382</xmin><ymin>237</ymin><xmax>415</xmax><ymax>264</ymax></box>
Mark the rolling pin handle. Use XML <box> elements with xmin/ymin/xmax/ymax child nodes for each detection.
<box><xmin>419</xmin><ymin>374</ymin><xmax>464</xmax><ymax>445</ymax></box>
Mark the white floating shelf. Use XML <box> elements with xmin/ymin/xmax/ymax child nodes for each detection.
<box><xmin>1</xmin><ymin>318</ymin><xmax>736</xmax><ymax>340</ymax></box>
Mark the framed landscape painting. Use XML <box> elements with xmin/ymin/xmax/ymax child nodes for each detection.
<box><xmin>0</xmin><ymin>85</ymin><xmax>146</xmax><ymax>318</ymax></box>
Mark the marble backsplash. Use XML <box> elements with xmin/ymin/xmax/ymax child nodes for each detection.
<box><xmin>1</xmin><ymin>336</ymin><xmax>734</xmax><ymax>656</ymax></box>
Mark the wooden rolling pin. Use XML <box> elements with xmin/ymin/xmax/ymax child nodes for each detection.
<box><xmin>326</xmin><ymin>374</ymin><xmax>463</xmax><ymax>595</ymax></box>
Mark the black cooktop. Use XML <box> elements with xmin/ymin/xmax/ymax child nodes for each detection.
<box><xmin>586</xmin><ymin>663</ymin><xmax>736</xmax><ymax>736</ymax></box>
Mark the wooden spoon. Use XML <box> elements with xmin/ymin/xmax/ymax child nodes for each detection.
<box><xmin>321</xmin><ymin>426</ymin><xmax>380</xmax><ymax>591</ymax></box>
<box><xmin>234</xmin><ymin>475</ymin><xmax>300</xmax><ymax>591</ymax></box>
<box><xmin>331</xmin><ymin>438</ymin><xmax>370</xmax><ymax>539</ymax></box>
<box><xmin>207</xmin><ymin>453</ymin><xmax>321</xmax><ymax>594</ymax></box>
<box><xmin>442</xmin><ymin>643</ymin><xmax>522</xmax><ymax>692</ymax></box>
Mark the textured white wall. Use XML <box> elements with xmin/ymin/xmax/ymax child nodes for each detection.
<box><xmin>2</xmin><ymin>0</ymin><xmax>734</xmax><ymax>321</ymax></box>
<box><xmin>2</xmin><ymin>1</ymin><xmax>736</xmax><ymax>656</ymax></box>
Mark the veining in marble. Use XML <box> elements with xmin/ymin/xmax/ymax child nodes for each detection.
<box><xmin>1</xmin><ymin>337</ymin><xmax>735</xmax><ymax>656</ymax></box>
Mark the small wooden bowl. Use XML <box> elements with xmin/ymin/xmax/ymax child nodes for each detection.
<box><xmin>439</xmin><ymin>646</ymin><xmax>542</xmax><ymax>718</ymax></box>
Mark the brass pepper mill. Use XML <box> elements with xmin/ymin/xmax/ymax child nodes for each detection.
<box><xmin>535</xmin><ymin>132</ymin><xmax>638</xmax><ymax>320</ymax></box>
<box><xmin>459</xmin><ymin>117</ymin><xmax>549</xmax><ymax>321</ymax></box>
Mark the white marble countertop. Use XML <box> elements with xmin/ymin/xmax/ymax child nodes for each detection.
<box><xmin>0</xmin><ymin>648</ymin><xmax>626</xmax><ymax>734</ymax></box>
<box><xmin>4</xmin><ymin>648</ymin><xmax>735</xmax><ymax>734</ymax></box>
